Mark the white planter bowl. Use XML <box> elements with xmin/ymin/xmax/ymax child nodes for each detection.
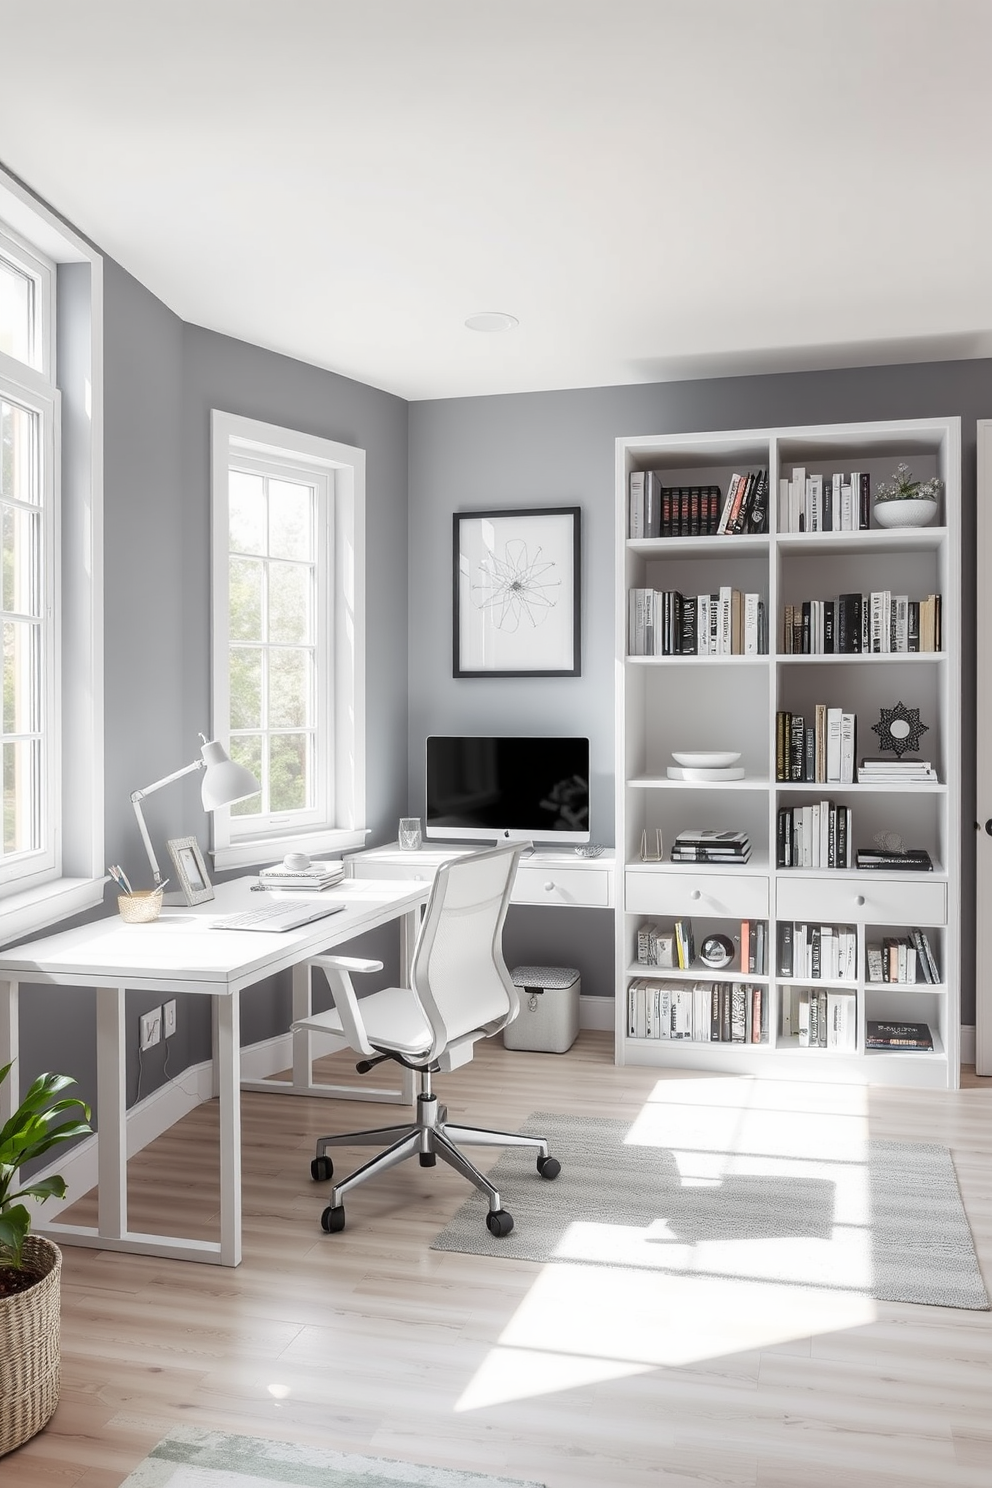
<box><xmin>873</xmin><ymin>498</ymin><xmax>938</xmax><ymax>528</ymax></box>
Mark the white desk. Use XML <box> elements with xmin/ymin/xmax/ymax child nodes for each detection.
<box><xmin>346</xmin><ymin>844</ymin><xmax>615</xmax><ymax>909</ymax></box>
<box><xmin>0</xmin><ymin>875</ymin><xmax>429</xmax><ymax>1267</ymax></box>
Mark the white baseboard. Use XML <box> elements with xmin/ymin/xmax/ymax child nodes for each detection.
<box><xmin>36</xmin><ymin>1032</ymin><xmax>294</xmax><ymax>1220</ymax></box>
<box><xmin>579</xmin><ymin>995</ymin><xmax>615</xmax><ymax>1031</ymax></box>
<box><xmin>33</xmin><ymin>1016</ymin><xmax>978</xmax><ymax>1219</ymax></box>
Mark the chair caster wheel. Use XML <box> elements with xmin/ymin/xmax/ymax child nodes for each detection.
<box><xmin>311</xmin><ymin>1155</ymin><xmax>333</xmax><ymax>1182</ymax></box>
<box><xmin>486</xmin><ymin>1209</ymin><xmax>514</xmax><ymax>1237</ymax></box>
<box><xmin>419</xmin><ymin>1152</ymin><xmax>437</xmax><ymax>1167</ymax></box>
<box><xmin>537</xmin><ymin>1155</ymin><xmax>561</xmax><ymax>1180</ymax></box>
<box><xmin>321</xmin><ymin>1205</ymin><xmax>346</xmax><ymax>1233</ymax></box>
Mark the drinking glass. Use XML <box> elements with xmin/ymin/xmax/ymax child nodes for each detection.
<box><xmin>398</xmin><ymin>817</ymin><xmax>422</xmax><ymax>851</ymax></box>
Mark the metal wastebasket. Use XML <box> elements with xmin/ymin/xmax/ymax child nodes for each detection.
<box><xmin>504</xmin><ymin>965</ymin><xmax>580</xmax><ymax>1053</ymax></box>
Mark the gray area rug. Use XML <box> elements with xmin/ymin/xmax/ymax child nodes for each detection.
<box><xmin>119</xmin><ymin>1427</ymin><xmax>544</xmax><ymax>1488</ymax></box>
<box><xmin>431</xmin><ymin>1113</ymin><xmax>989</xmax><ymax>1310</ymax></box>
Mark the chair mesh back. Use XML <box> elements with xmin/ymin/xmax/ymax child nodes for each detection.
<box><xmin>411</xmin><ymin>846</ymin><xmax>520</xmax><ymax>1057</ymax></box>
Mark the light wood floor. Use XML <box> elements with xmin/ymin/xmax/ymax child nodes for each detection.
<box><xmin>9</xmin><ymin>1034</ymin><xmax>992</xmax><ymax>1488</ymax></box>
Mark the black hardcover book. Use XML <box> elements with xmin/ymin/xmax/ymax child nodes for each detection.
<box><xmin>822</xmin><ymin>478</ymin><xmax>833</xmax><ymax>533</ymax></box>
<box><xmin>810</xmin><ymin>925</ymin><xmax>821</xmax><ymax>979</ymax></box>
<box><xmin>918</xmin><ymin>928</ymin><xmax>940</xmax><ymax>983</ymax></box>
<box><xmin>865</xmin><ymin>1020</ymin><xmax>933</xmax><ymax>1050</ymax></box>
<box><xmin>789</xmin><ymin>714</ymin><xmax>805</xmax><ymax>782</ymax></box>
<box><xmin>689</xmin><ymin>487</ymin><xmax>701</xmax><ymax>537</ymax></box>
<box><xmin>859</xmin><ymin>473</ymin><xmax>871</xmax><ymax>530</ymax></box>
<box><xmin>747</xmin><ymin>469</ymin><xmax>768</xmax><ymax>533</ymax></box>
<box><xmin>837</xmin><ymin>593</ymin><xmax>862</xmax><ymax>654</ymax></box>
<box><xmin>856</xmin><ymin>848</ymin><xmax>933</xmax><ymax>871</ymax></box>
<box><xmin>908</xmin><ymin>601</ymin><xmax>920</xmax><ymax>652</ymax></box>
<box><xmin>661</xmin><ymin>485</ymin><xmax>673</xmax><ymax>538</ymax></box>
<box><xmin>777</xmin><ymin>809</ymin><xmax>788</xmax><ymax>866</ymax></box>
<box><xmin>720</xmin><ymin>984</ymin><xmax>732</xmax><ymax>1042</ymax></box>
<box><xmin>823</xmin><ymin>600</ymin><xmax>835</xmax><ymax>654</ymax></box>
<box><xmin>801</xmin><ymin>601</ymin><xmax>811</xmax><ymax>654</ymax></box>
<box><xmin>837</xmin><ymin>806</ymin><xmax>849</xmax><ymax>869</ymax></box>
<box><xmin>711</xmin><ymin>983</ymin><xmax>721</xmax><ymax>1041</ymax></box>
<box><xmin>804</xmin><ymin>726</ymin><xmax>815</xmax><ymax>783</ymax></box>
<box><xmin>680</xmin><ymin>594</ymin><xmax>697</xmax><ymax>654</ymax></box>
<box><xmin>679</xmin><ymin>488</ymin><xmax>690</xmax><ymax>537</ymax></box>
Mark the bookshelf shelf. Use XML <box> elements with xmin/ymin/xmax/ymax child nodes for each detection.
<box><xmin>616</xmin><ymin>416</ymin><xmax>960</xmax><ymax>1089</ymax></box>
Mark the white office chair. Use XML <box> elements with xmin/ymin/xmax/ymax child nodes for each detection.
<box><xmin>293</xmin><ymin>844</ymin><xmax>561</xmax><ymax>1236</ymax></box>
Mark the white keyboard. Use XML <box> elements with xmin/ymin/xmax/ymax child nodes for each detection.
<box><xmin>213</xmin><ymin>902</ymin><xmax>345</xmax><ymax>933</ymax></box>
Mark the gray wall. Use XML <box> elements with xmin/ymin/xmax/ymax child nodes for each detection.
<box><xmin>19</xmin><ymin>253</ymin><xmax>412</xmax><ymax>1123</ymax></box>
<box><xmin>408</xmin><ymin>360</ymin><xmax>991</xmax><ymax>1016</ymax></box>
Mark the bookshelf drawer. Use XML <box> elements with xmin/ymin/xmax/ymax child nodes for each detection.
<box><xmin>514</xmin><ymin>865</ymin><xmax>611</xmax><ymax>907</ymax></box>
<box><xmin>776</xmin><ymin>877</ymin><xmax>947</xmax><ymax>926</ymax></box>
<box><xmin>626</xmin><ymin>869</ymin><xmax>768</xmax><ymax>918</ymax></box>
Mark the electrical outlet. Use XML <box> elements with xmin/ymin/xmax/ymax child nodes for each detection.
<box><xmin>163</xmin><ymin>999</ymin><xmax>177</xmax><ymax>1039</ymax></box>
<box><xmin>140</xmin><ymin>1008</ymin><xmax>162</xmax><ymax>1051</ymax></box>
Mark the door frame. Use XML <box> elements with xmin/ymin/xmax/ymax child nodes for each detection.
<box><xmin>976</xmin><ymin>421</ymin><xmax>992</xmax><ymax>1074</ymax></box>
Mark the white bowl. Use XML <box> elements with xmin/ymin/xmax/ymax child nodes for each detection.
<box><xmin>872</xmin><ymin>498</ymin><xmax>938</xmax><ymax>529</ymax></box>
<box><xmin>671</xmin><ymin>750</ymin><xmax>741</xmax><ymax>769</ymax></box>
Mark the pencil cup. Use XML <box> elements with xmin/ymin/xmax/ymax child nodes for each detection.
<box><xmin>118</xmin><ymin>889</ymin><xmax>164</xmax><ymax>923</ymax></box>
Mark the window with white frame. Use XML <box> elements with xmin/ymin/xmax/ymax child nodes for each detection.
<box><xmin>0</xmin><ymin>181</ymin><xmax>104</xmax><ymax>945</ymax></box>
<box><xmin>211</xmin><ymin>411</ymin><xmax>366</xmax><ymax>869</ymax></box>
<box><xmin>1</xmin><ymin>230</ymin><xmax>57</xmax><ymax>892</ymax></box>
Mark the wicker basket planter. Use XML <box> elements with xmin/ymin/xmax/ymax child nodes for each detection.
<box><xmin>0</xmin><ymin>1236</ymin><xmax>62</xmax><ymax>1457</ymax></box>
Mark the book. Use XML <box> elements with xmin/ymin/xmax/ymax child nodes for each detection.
<box><xmin>856</xmin><ymin>848</ymin><xmax>933</xmax><ymax>871</ymax></box>
<box><xmin>865</xmin><ymin>1020</ymin><xmax>934</xmax><ymax>1050</ymax></box>
<box><xmin>258</xmin><ymin>860</ymin><xmax>344</xmax><ymax>889</ymax></box>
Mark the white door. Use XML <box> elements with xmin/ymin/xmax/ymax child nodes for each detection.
<box><xmin>976</xmin><ymin>421</ymin><xmax>992</xmax><ymax>1074</ymax></box>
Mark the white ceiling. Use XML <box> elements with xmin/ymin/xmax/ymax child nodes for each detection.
<box><xmin>2</xmin><ymin>1</ymin><xmax>991</xmax><ymax>401</ymax></box>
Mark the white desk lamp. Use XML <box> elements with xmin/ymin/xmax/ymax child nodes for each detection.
<box><xmin>130</xmin><ymin>735</ymin><xmax>261</xmax><ymax>886</ymax></box>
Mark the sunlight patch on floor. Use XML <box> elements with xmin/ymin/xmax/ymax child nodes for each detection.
<box><xmin>455</xmin><ymin>1262</ymin><xmax>876</xmax><ymax>1410</ymax></box>
<box><xmin>456</xmin><ymin>1075</ymin><xmax>877</xmax><ymax>1412</ymax></box>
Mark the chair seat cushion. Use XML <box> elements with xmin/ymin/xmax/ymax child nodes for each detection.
<box><xmin>297</xmin><ymin>985</ymin><xmax>434</xmax><ymax>1058</ymax></box>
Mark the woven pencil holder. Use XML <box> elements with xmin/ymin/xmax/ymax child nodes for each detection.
<box><xmin>118</xmin><ymin>889</ymin><xmax>164</xmax><ymax>923</ymax></box>
<box><xmin>0</xmin><ymin>1235</ymin><xmax>62</xmax><ymax>1457</ymax></box>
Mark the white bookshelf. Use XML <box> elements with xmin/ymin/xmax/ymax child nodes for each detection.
<box><xmin>614</xmin><ymin>418</ymin><xmax>961</xmax><ymax>1088</ymax></box>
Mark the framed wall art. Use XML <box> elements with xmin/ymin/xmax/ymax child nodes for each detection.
<box><xmin>452</xmin><ymin>506</ymin><xmax>581</xmax><ymax>677</ymax></box>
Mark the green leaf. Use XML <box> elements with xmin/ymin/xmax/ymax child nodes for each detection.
<box><xmin>8</xmin><ymin>1175</ymin><xmax>67</xmax><ymax>1205</ymax></box>
<box><xmin>0</xmin><ymin>1205</ymin><xmax>30</xmax><ymax>1267</ymax></box>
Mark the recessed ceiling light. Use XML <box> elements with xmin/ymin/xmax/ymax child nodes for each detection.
<box><xmin>464</xmin><ymin>311</ymin><xmax>519</xmax><ymax>333</ymax></box>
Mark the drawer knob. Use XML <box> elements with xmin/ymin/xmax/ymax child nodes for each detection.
<box><xmin>690</xmin><ymin>889</ymin><xmax>701</xmax><ymax>900</ymax></box>
<box><xmin>856</xmin><ymin>894</ymin><xmax>865</xmax><ymax>906</ymax></box>
<box><xmin>544</xmin><ymin>881</ymin><xmax>555</xmax><ymax>892</ymax></box>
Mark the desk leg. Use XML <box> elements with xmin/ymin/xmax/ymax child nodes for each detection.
<box><xmin>0</xmin><ymin>978</ymin><xmax>16</xmax><ymax>1123</ymax></box>
<box><xmin>216</xmin><ymin>993</ymin><xmax>242</xmax><ymax>1267</ymax></box>
<box><xmin>291</xmin><ymin>960</ymin><xmax>313</xmax><ymax>1089</ymax></box>
<box><xmin>96</xmin><ymin>985</ymin><xmax>127</xmax><ymax>1240</ymax></box>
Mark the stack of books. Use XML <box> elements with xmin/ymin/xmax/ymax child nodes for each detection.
<box><xmin>857</xmin><ymin>758</ymin><xmax>938</xmax><ymax>785</ymax></box>
<box><xmin>865</xmin><ymin>1020</ymin><xmax>934</xmax><ymax>1051</ymax></box>
<box><xmin>781</xmin><ymin>591</ymin><xmax>942</xmax><ymax>654</ymax></box>
<box><xmin>626</xmin><ymin>978</ymin><xmax>767</xmax><ymax>1043</ymax></box>
<box><xmin>628</xmin><ymin>587</ymin><xmax>766</xmax><ymax>656</ymax></box>
<box><xmin>777</xmin><ymin>802</ymin><xmax>852</xmax><ymax>869</ymax></box>
<box><xmin>778</xmin><ymin>468</ymin><xmax>871</xmax><ymax>533</ymax></box>
<box><xmin>257</xmin><ymin>859</ymin><xmax>345</xmax><ymax>889</ymax></box>
<box><xmin>671</xmin><ymin>830</ymin><xmax>751</xmax><ymax>864</ymax></box>
<box><xmin>776</xmin><ymin>707</ymin><xmax>856</xmax><ymax>784</ymax></box>
<box><xmin>855</xmin><ymin>847</ymin><xmax>933</xmax><ymax>872</ymax></box>
<box><xmin>782</xmin><ymin>987</ymin><xmax>857</xmax><ymax>1050</ymax></box>
<box><xmin>866</xmin><ymin>928</ymin><xmax>940</xmax><ymax>983</ymax></box>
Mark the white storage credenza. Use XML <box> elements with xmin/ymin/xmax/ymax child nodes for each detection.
<box><xmin>346</xmin><ymin>844</ymin><xmax>615</xmax><ymax>910</ymax></box>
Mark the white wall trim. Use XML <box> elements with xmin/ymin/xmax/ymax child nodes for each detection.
<box><xmin>579</xmin><ymin>994</ymin><xmax>615</xmax><ymax>1031</ymax></box>
<box><xmin>32</xmin><ymin>1032</ymin><xmax>294</xmax><ymax>1220</ymax></box>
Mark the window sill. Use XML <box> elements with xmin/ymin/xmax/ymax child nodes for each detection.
<box><xmin>211</xmin><ymin>828</ymin><xmax>370</xmax><ymax>873</ymax></box>
<box><xmin>0</xmin><ymin>876</ymin><xmax>106</xmax><ymax>948</ymax></box>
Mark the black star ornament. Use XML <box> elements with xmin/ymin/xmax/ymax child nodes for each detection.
<box><xmin>872</xmin><ymin>701</ymin><xmax>929</xmax><ymax>758</ymax></box>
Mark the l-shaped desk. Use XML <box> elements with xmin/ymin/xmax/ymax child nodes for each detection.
<box><xmin>0</xmin><ymin>847</ymin><xmax>615</xmax><ymax>1267</ymax></box>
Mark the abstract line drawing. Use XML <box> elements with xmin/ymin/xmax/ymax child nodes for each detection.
<box><xmin>453</xmin><ymin>506</ymin><xmax>580</xmax><ymax>677</ymax></box>
<box><xmin>471</xmin><ymin>537</ymin><xmax>560</xmax><ymax>631</ymax></box>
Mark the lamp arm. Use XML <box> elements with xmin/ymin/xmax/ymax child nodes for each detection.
<box><xmin>129</xmin><ymin>758</ymin><xmax>205</xmax><ymax>887</ymax></box>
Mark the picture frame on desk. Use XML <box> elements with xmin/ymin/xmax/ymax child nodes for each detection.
<box><xmin>452</xmin><ymin>506</ymin><xmax>581</xmax><ymax>677</ymax></box>
<box><xmin>167</xmin><ymin>835</ymin><xmax>214</xmax><ymax>905</ymax></box>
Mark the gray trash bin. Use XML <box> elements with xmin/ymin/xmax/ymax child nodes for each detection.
<box><xmin>504</xmin><ymin>965</ymin><xmax>580</xmax><ymax>1053</ymax></box>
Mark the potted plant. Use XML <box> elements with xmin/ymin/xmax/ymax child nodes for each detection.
<box><xmin>872</xmin><ymin>463</ymin><xmax>943</xmax><ymax>528</ymax></box>
<box><xmin>0</xmin><ymin>1062</ymin><xmax>91</xmax><ymax>1457</ymax></box>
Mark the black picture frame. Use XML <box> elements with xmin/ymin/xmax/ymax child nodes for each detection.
<box><xmin>452</xmin><ymin>506</ymin><xmax>581</xmax><ymax>678</ymax></box>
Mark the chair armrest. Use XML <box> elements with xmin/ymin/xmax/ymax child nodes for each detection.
<box><xmin>308</xmin><ymin>956</ymin><xmax>381</xmax><ymax>1057</ymax></box>
<box><xmin>310</xmin><ymin>954</ymin><xmax>383</xmax><ymax>976</ymax></box>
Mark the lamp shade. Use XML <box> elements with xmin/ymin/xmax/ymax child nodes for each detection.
<box><xmin>199</xmin><ymin>739</ymin><xmax>261</xmax><ymax>811</ymax></box>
